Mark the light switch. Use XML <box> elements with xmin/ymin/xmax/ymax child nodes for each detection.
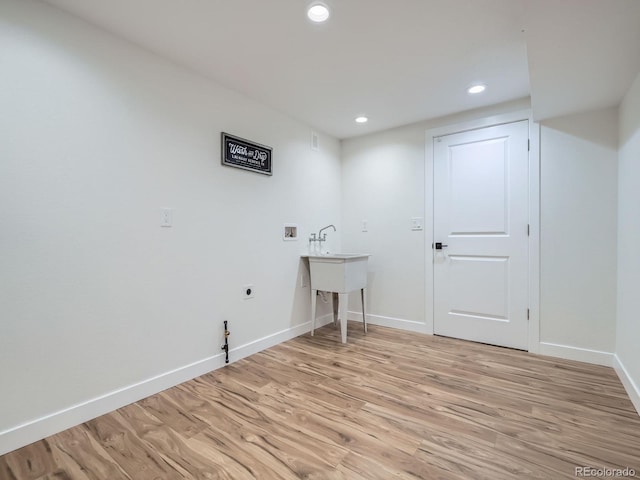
<box><xmin>411</xmin><ymin>217</ymin><xmax>423</xmax><ymax>231</ymax></box>
<box><xmin>361</xmin><ymin>219</ymin><xmax>368</xmax><ymax>232</ymax></box>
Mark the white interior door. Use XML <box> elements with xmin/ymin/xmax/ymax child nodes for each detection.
<box><xmin>433</xmin><ymin>121</ymin><xmax>529</xmax><ymax>350</ymax></box>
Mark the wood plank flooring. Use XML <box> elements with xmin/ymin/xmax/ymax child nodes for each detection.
<box><xmin>2</xmin><ymin>323</ymin><xmax>639</xmax><ymax>479</ymax></box>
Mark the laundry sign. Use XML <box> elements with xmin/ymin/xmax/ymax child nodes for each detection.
<box><xmin>221</xmin><ymin>132</ymin><xmax>272</xmax><ymax>176</ymax></box>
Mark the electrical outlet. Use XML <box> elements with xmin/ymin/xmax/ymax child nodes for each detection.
<box><xmin>161</xmin><ymin>208</ymin><xmax>173</xmax><ymax>227</ymax></box>
<box><xmin>361</xmin><ymin>219</ymin><xmax>368</xmax><ymax>232</ymax></box>
<box><xmin>300</xmin><ymin>271</ymin><xmax>309</xmax><ymax>288</ymax></box>
<box><xmin>243</xmin><ymin>284</ymin><xmax>254</xmax><ymax>299</ymax></box>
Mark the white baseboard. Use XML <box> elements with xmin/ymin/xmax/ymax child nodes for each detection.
<box><xmin>538</xmin><ymin>342</ymin><xmax>614</xmax><ymax>367</ymax></box>
<box><xmin>228</xmin><ymin>314</ymin><xmax>333</xmax><ymax>363</ymax></box>
<box><xmin>0</xmin><ymin>315</ymin><xmax>333</xmax><ymax>456</ymax></box>
<box><xmin>613</xmin><ymin>354</ymin><xmax>640</xmax><ymax>416</ymax></box>
<box><xmin>348</xmin><ymin>311</ymin><xmax>429</xmax><ymax>334</ymax></box>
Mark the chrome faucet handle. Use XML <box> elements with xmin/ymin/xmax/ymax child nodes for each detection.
<box><xmin>310</xmin><ymin>233</ymin><xmax>317</xmax><ymax>241</ymax></box>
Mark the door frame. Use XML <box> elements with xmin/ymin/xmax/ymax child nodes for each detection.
<box><xmin>425</xmin><ymin>110</ymin><xmax>540</xmax><ymax>353</ymax></box>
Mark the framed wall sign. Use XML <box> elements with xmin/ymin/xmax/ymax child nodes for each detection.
<box><xmin>221</xmin><ymin>132</ymin><xmax>272</xmax><ymax>176</ymax></box>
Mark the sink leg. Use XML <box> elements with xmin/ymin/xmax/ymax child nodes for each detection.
<box><xmin>332</xmin><ymin>292</ymin><xmax>338</xmax><ymax>326</ymax></box>
<box><xmin>310</xmin><ymin>289</ymin><xmax>318</xmax><ymax>336</ymax></box>
<box><xmin>361</xmin><ymin>288</ymin><xmax>367</xmax><ymax>333</ymax></box>
<box><xmin>338</xmin><ymin>293</ymin><xmax>349</xmax><ymax>343</ymax></box>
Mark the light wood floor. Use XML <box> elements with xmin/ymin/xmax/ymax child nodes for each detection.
<box><xmin>2</xmin><ymin>323</ymin><xmax>639</xmax><ymax>479</ymax></box>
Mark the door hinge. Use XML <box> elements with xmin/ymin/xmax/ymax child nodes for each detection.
<box><xmin>527</xmin><ymin>308</ymin><xmax>530</xmax><ymax>320</ymax></box>
<box><xmin>528</xmin><ymin>139</ymin><xmax>530</xmax><ymax>151</ymax></box>
<box><xmin>527</xmin><ymin>224</ymin><xmax>530</xmax><ymax>236</ymax></box>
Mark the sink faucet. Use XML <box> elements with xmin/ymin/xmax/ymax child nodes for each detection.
<box><xmin>318</xmin><ymin>224</ymin><xmax>336</xmax><ymax>252</ymax></box>
<box><xmin>309</xmin><ymin>225</ymin><xmax>336</xmax><ymax>254</ymax></box>
<box><xmin>318</xmin><ymin>224</ymin><xmax>336</xmax><ymax>240</ymax></box>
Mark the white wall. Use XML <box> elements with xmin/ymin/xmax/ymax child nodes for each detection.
<box><xmin>539</xmin><ymin>108</ymin><xmax>618</xmax><ymax>361</ymax></box>
<box><xmin>0</xmin><ymin>0</ymin><xmax>340</xmax><ymax>452</ymax></box>
<box><xmin>341</xmin><ymin>99</ymin><xmax>531</xmax><ymax>331</ymax></box>
<box><xmin>616</xmin><ymin>71</ymin><xmax>640</xmax><ymax>410</ymax></box>
<box><xmin>341</xmin><ymin>124</ymin><xmax>427</xmax><ymax>328</ymax></box>
<box><xmin>342</xmin><ymin>101</ymin><xmax>620</xmax><ymax>367</ymax></box>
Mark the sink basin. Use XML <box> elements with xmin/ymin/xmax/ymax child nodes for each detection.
<box><xmin>301</xmin><ymin>253</ymin><xmax>370</xmax><ymax>344</ymax></box>
<box><xmin>301</xmin><ymin>253</ymin><xmax>370</xmax><ymax>293</ymax></box>
<box><xmin>305</xmin><ymin>253</ymin><xmax>369</xmax><ymax>260</ymax></box>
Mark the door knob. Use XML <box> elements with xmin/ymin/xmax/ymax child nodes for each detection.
<box><xmin>433</xmin><ymin>242</ymin><xmax>448</xmax><ymax>250</ymax></box>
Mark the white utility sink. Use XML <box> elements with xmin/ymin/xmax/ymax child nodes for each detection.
<box><xmin>305</xmin><ymin>253</ymin><xmax>368</xmax><ymax>258</ymax></box>
<box><xmin>301</xmin><ymin>253</ymin><xmax>370</xmax><ymax>343</ymax></box>
<box><xmin>303</xmin><ymin>253</ymin><xmax>369</xmax><ymax>292</ymax></box>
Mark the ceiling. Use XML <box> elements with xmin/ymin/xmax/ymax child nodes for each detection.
<box><xmin>41</xmin><ymin>0</ymin><xmax>640</xmax><ymax>139</ymax></box>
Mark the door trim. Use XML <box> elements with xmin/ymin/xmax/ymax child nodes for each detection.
<box><xmin>425</xmin><ymin>109</ymin><xmax>540</xmax><ymax>353</ymax></box>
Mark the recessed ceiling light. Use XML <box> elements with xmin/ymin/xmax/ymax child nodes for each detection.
<box><xmin>307</xmin><ymin>3</ymin><xmax>330</xmax><ymax>23</ymax></box>
<box><xmin>467</xmin><ymin>84</ymin><xmax>486</xmax><ymax>94</ymax></box>
<box><xmin>355</xmin><ymin>116</ymin><xmax>368</xmax><ymax>124</ymax></box>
